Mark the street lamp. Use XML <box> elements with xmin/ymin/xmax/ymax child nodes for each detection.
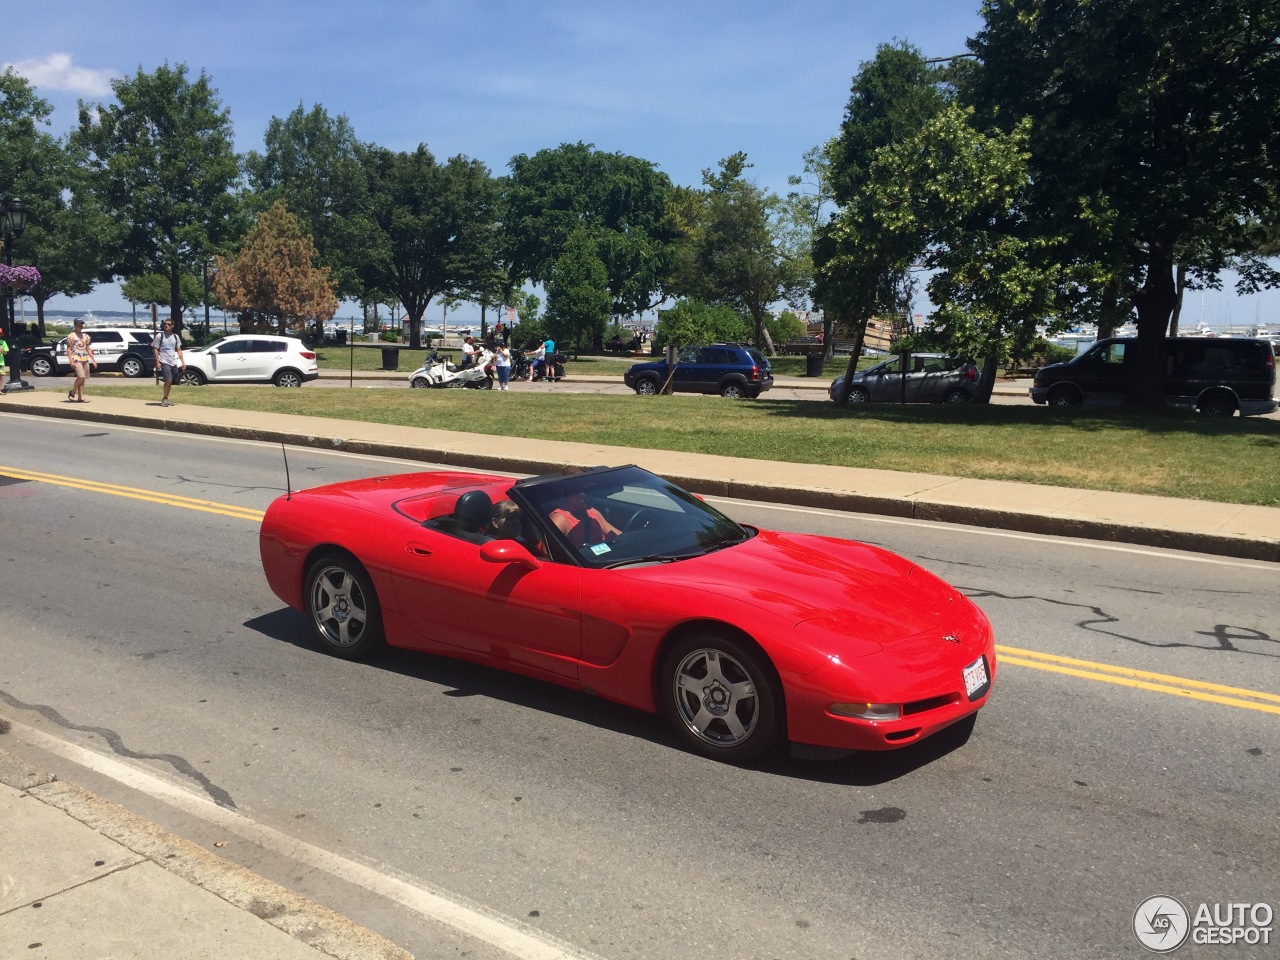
<box><xmin>2</xmin><ymin>199</ymin><xmax>34</xmax><ymax>394</ymax></box>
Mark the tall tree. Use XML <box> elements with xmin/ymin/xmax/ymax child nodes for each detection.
<box><xmin>73</xmin><ymin>62</ymin><xmax>241</xmax><ymax>330</ymax></box>
<box><xmin>358</xmin><ymin>145</ymin><xmax>498</xmax><ymax>350</ymax></box>
<box><xmin>965</xmin><ymin>0</ymin><xmax>1280</xmax><ymax>405</ymax></box>
<box><xmin>689</xmin><ymin>153</ymin><xmax>803</xmax><ymax>354</ymax></box>
<box><xmin>0</xmin><ymin>71</ymin><xmax>113</xmax><ymax>335</ymax></box>
<box><xmin>504</xmin><ymin>142</ymin><xmax>678</xmax><ymax>346</ymax></box>
<box><xmin>543</xmin><ymin>228</ymin><xmax>612</xmax><ymax>350</ymax></box>
<box><xmin>243</xmin><ymin>103</ymin><xmax>368</xmax><ymax>301</ymax></box>
<box><xmin>212</xmin><ymin>201</ymin><xmax>337</xmax><ymax>335</ymax></box>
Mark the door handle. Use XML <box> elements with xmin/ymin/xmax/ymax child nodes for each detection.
<box><xmin>407</xmin><ymin>543</ymin><xmax>433</xmax><ymax>557</ymax></box>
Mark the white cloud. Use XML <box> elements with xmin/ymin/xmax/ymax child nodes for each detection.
<box><xmin>5</xmin><ymin>53</ymin><xmax>115</xmax><ymax>97</ymax></box>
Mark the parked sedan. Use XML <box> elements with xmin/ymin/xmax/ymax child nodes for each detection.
<box><xmin>179</xmin><ymin>334</ymin><xmax>319</xmax><ymax>387</ymax></box>
<box><xmin>830</xmin><ymin>353</ymin><xmax>979</xmax><ymax>404</ymax></box>
<box><xmin>260</xmin><ymin>464</ymin><xmax>996</xmax><ymax>763</ymax></box>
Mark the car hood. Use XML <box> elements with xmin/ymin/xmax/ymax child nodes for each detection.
<box><xmin>620</xmin><ymin>529</ymin><xmax>956</xmax><ymax>646</ymax></box>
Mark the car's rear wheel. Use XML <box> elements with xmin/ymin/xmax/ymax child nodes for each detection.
<box><xmin>845</xmin><ymin>387</ymin><xmax>870</xmax><ymax>405</ymax></box>
<box><xmin>304</xmin><ymin>553</ymin><xmax>386</xmax><ymax>660</ymax></box>
<box><xmin>720</xmin><ymin>381</ymin><xmax>746</xmax><ymax>399</ymax></box>
<box><xmin>660</xmin><ymin>632</ymin><xmax>783</xmax><ymax>762</ymax></box>
<box><xmin>30</xmin><ymin>356</ymin><xmax>53</xmax><ymax>377</ymax></box>
<box><xmin>274</xmin><ymin>369</ymin><xmax>304</xmax><ymax>388</ymax></box>
<box><xmin>180</xmin><ymin>368</ymin><xmax>205</xmax><ymax>386</ymax></box>
<box><xmin>120</xmin><ymin>355</ymin><xmax>146</xmax><ymax>378</ymax></box>
<box><xmin>943</xmin><ymin>389</ymin><xmax>970</xmax><ymax>404</ymax></box>
<box><xmin>1197</xmin><ymin>392</ymin><xmax>1236</xmax><ymax>417</ymax></box>
<box><xmin>635</xmin><ymin>378</ymin><xmax>659</xmax><ymax>395</ymax></box>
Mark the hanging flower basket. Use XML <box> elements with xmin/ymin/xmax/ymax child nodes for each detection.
<box><xmin>0</xmin><ymin>264</ymin><xmax>41</xmax><ymax>289</ymax></box>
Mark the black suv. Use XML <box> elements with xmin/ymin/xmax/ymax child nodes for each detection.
<box><xmin>1030</xmin><ymin>337</ymin><xmax>1277</xmax><ymax>417</ymax></box>
<box><xmin>624</xmin><ymin>344</ymin><xmax>773</xmax><ymax>399</ymax></box>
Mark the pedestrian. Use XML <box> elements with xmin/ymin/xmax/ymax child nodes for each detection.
<box><xmin>494</xmin><ymin>342</ymin><xmax>511</xmax><ymax>390</ymax></box>
<box><xmin>0</xmin><ymin>326</ymin><xmax>9</xmax><ymax>380</ymax></box>
<box><xmin>67</xmin><ymin>318</ymin><xmax>96</xmax><ymax>402</ymax></box>
<box><xmin>151</xmin><ymin>319</ymin><xmax>185</xmax><ymax>407</ymax></box>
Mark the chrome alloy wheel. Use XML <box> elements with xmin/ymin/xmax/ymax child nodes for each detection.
<box><xmin>310</xmin><ymin>563</ymin><xmax>372</xmax><ymax>649</ymax></box>
<box><xmin>670</xmin><ymin>647</ymin><xmax>761</xmax><ymax>748</ymax></box>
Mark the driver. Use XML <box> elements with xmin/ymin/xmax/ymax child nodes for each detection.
<box><xmin>550</xmin><ymin>487</ymin><xmax>623</xmax><ymax>547</ymax></box>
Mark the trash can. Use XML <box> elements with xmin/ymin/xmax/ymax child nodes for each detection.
<box><xmin>335</xmin><ymin>330</ymin><xmax>346</xmax><ymax>346</ymax></box>
<box><xmin>381</xmin><ymin>346</ymin><xmax>400</xmax><ymax>371</ymax></box>
<box><xmin>805</xmin><ymin>353</ymin><xmax>825</xmax><ymax>377</ymax></box>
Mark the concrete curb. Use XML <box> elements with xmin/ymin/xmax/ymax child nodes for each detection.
<box><xmin>0</xmin><ymin>746</ymin><xmax>412</xmax><ymax>960</ymax></box>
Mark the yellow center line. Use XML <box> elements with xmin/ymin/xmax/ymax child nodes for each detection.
<box><xmin>7</xmin><ymin>464</ymin><xmax>1277</xmax><ymax>718</ymax></box>
<box><xmin>996</xmin><ymin>644</ymin><xmax>1280</xmax><ymax>716</ymax></box>
<box><xmin>0</xmin><ymin>465</ymin><xmax>265</xmax><ymax>522</ymax></box>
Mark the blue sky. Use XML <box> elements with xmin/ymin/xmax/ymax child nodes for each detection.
<box><xmin>9</xmin><ymin>0</ymin><xmax>1277</xmax><ymax>330</ymax></box>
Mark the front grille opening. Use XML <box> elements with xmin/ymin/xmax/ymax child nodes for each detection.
<box><xmin>885</xmin><ymin>728</ymin><xmax>921</xmax><ymax>742</ymax></box>
<box><xmin>903</xmin><ymin>694</ymin><xmax>959</xmax><ymax>717</ymax></box>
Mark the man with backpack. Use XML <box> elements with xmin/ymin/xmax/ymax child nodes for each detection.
<box><xmin>151</xmin><ymin>320</ymin><xmax>185</xmax><ymax>408</ymax></box>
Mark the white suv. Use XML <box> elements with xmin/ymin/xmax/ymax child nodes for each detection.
<box><xmin>179</xmin><ymin>334</ymin><xmax>319</xmax><ymax>387</ymax></box>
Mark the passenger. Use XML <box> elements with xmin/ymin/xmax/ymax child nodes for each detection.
<box><xmin>460</xmin><ymin>336</ymin><xmax>476</xmax><ymax>369</ymax></box>
<box><xmin>528</xmin><ymin>341</ymin><xmax>545</xmax><ymax>381</ymax></box>
<box><xmin>550</xmin><ymin>487</ymin><xmax>622</xmax><ymax>547</ymax></box>
<box><xmin>489</xmin><ymin>500</ymin><xmax>522</xmax><ymax>540</ymax></box>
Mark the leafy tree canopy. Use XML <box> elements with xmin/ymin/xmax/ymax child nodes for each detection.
<box><xmin>652</xmin><ymin>299</ymin><xmax>751</xmax><ymax>349</ymax></box>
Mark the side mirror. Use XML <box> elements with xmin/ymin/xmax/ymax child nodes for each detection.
<box><xmin>479</xmin><ymin>539</ymin><xmax>541</xmax><ymax>569</ymax></box>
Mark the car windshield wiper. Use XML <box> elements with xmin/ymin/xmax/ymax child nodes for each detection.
<box><xmin>701</xmin><ymin>535</ymin><xmax>747</xmax><ymax>554</ymax></box>
<box><xmin>603</xmin><ymin>553</ymin><xmax>687</xmax><ymax>569</ymax></box>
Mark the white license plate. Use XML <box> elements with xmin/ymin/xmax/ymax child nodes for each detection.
<box><xmin>963</xmin><ymin>656</ymin><xmax>989</xmax><ymax>698</ymax></box>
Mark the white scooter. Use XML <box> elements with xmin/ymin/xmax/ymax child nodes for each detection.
<box><xmin>408</xmin><ymin>347</ymin><xmax>494</xmax><ymax>389</ymax></box>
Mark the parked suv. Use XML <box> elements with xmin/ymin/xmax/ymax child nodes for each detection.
<box><xmin>829</xmin><ymin>353</ymin><xmax>979</xmax><ymax>404</ymax></box>
<box><xmin>179</xmin><ymin>334</ymin><xmax>319</xmax><ymax>387</ymax></box>
<box><xmin>1030</xmin><ymin>337</ymin><xmax>1278</xmax><ymax>417</ymax></box>
<box><xmin>624</xmin><ymin>344</ymin><xmax>773</xmax><ymax>399</ymax></box>
<box><xmin>27</xmin><ymin>328</ymin><xmax>158</xmax><ymax>378</ymax></box>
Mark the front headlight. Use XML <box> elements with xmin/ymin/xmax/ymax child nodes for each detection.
<box><xmin>829</xmin><ymin>702</ymin><xmax>901</xmax><ymax>721</ymax></box>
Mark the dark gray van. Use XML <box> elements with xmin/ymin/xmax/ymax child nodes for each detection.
<box><xmin>1030</xmin><ymin>337</ymin><xmax>1277</xmax><ymax>417</ymax></box>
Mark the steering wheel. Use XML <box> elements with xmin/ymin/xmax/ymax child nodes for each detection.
<box><xmin>627</xmin><ymin>508</ymin><xmax>657</xmax><ymax>532</ymax></box>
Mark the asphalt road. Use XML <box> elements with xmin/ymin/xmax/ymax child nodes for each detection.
<box><xmin>1</xmin><ymin>413</ymin><xmax>1276</xmax><ymax>959</ymax></box>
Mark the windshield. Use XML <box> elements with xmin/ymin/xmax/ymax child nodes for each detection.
<box><xmin>512</xmin><ymin>466</ymin><xmax>750</xmax><ymax>569</ymax></box>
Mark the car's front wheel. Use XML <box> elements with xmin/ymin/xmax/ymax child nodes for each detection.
<box><xmin>660</xmin><ymin>632</ymin><xmax>783</xmax><ymax>762</ymax></box>
<box><xmin>120</xmin><ymin>355</ymin><xmax>146</xmax><ymax>378</ymax></box>
<box><xmin>635</xmin><ymin>378</ymin><xmax>659</xmax><ymax>395</ymax></box>
<box><xmin>845</xmin><ymin>387</ymin><xmax>870</xmax><ymax>405</ymax></box>
<box><xmin>274</xmin><ymin>369</ymin><xmax>304</xmax><ymax>387</ymax></box>
<box><xmin>1048</xmin><ymin>386</ymin><xmax>1081</xmax><ymax>407</ymax></box>
<box><xmin>30</xmin><ymin>356</ymin><xmax>53</xmax><ymax>377</ymax></box>
<box><xmin>304</xmin><ymin>553</ymin><xmax>386</xmax><ymax>660</ymax></box>
<box><xmin>410</xmin><ymin>376</ymin><xmax>429</xmax><ymax>389</ymax></box>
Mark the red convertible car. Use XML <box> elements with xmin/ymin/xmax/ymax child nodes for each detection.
<box><xmin>260</xmin><ymin>465</ymin><xmax>995</xmax><ymax>762</ymax></box>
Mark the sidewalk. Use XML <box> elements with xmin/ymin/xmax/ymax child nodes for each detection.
<box><xmin>0</xmin><ymin>749</ymin><xmax>409</xmax><ymax>960</ymax></box>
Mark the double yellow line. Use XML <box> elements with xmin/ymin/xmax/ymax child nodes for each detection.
<box><xmin>5</xmin><ymin>464</ymin><xmax>1278</xmax><ymax>719</ymax></box>
<box><xmin>997</xmin><ymin>644</ymin><xmax>1280</xmax><ymax>716</ymax></box>
<box><xmin>0</xmin><ymin>465</ymin><xmax>265</xmax><ymax>523</ymax></box>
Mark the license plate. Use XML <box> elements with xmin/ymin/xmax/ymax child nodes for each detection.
<box><xmin>963</xmin><ymin>656</ymin><xmax>989</xmax><ymax>698</ymax></box>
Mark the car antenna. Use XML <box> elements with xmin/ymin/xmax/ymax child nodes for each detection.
<box><xmin>282</xmin><ymin>443</ymin><xmax>292</xmax><ymax>500</ymax></box>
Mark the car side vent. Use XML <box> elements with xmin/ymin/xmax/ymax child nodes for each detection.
<box><xmin>902</xmin><ymin>694</ymin><xmax>959</xmax><ymax>717</ymax></box>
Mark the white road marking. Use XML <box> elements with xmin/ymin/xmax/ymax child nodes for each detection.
<box><xmin>9</xmin><ymin>719</ymin><xmax>604</xmax><ymax>960</ymax></box>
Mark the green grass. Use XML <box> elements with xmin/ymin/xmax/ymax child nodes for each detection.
<box><xmin>103</xmin><ymin>383</ymin><xmax>1280</xmax><ymax>506</ymax></box>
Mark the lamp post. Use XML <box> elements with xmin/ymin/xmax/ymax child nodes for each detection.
<box><xmin>2</xmin><ymin>199</ymin><xmax>34</xmax><ymax>394</ymax></box>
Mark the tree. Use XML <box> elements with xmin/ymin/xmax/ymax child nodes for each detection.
<box><xmin>504</xmin><ymin>142</ymin><xmax>678</xmax><ymax>345</ymax></box>
<box><xmin>689</xmin><ymin>153</ymin><xmax>804</xmax><ymax>355</ymax></box>
<box><xmin>0</xmin><ymin>71</ymin><xmax>114</xmax><ymax>335</ymax></box>
<box><xmin>244</xmin><ymin>103</ymin><xmax>368</xmax><ymax>301</ymax></box>
<box><xmin>73</xmin><ymin>63</ymin><xmax>241</xmax><ymax>330</ymax></box>
<box><xmin>543</xmin><ymin>229</ymin><xmax>611</xmax><ymax>351</ymax></box>
<box><xmin>358</xmin><ymin>145</ymin><xmax>499</xmax><ymax>350</ymax></box>
<box><xmin>122</xmin><ymin>272</ymin><xmax>203</xmax><ymax>317</ymax></box>
<box><xmin>212</xmin><ymin>201</ymin><xmax>337</xmax><ymax>335</ymax></box>
<box><xmin>965</xmin><ymin>0</ymin><xmax>1280</xmax><ymax>406</ymax></box>
<box><xmin>652</xmin><ymin>299</ymin><xmax>751</xmax><ymax>349</ymax></box>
